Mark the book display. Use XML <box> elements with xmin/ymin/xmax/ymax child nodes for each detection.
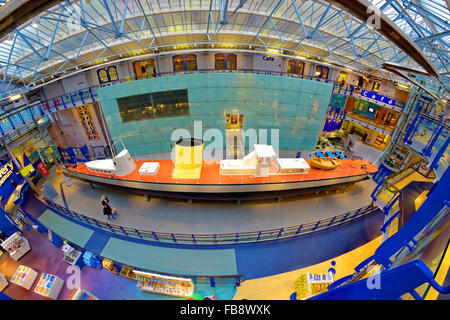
<box><xmin>68</xmin><ymin>288</ymin><xmax>99</xmax><ymax>300</ymax></box>
<box><xmin>33</xmin><ymin>273</ymin><xmax>65</xmax><ymax>300</ymax></box>
<box><xmin>61</xmin><ymin>243</ymin><xmax>84</xmax><ymax>268</ymax></box>
<box><xmin>10</xmin><ymin>265</ymin><xmax>38</xmax><ymax>290</ymax></box>
<box><xmin>0</xmin><ymin>273</ymin><xmax>8</xmax><ymax>291</ymax></box>
<box><xmin>133</xmin><ymin>270</ymin><xmax>195</xmax><ymax>298</ymax></box>
<box><xmin>294</xmin><ymin>272</ymin><xmax>334</xmax><ymax>300</ymax></box>
<box><xmin>1</xmin><ymin>232</ymin><xmax>31</xmax><ymax>260</ymax></box>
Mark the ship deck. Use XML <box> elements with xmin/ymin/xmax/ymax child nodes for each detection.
<box><xmin>63</xmin><ymin>159</ymin><xmax>378</xmax><ymax>185</ymax></box>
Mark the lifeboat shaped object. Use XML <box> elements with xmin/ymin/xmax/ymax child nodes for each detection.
<box><xmin>309</xmin><ymin>157</ymin><xmax>342</xmax><ymax>170</ymax></box>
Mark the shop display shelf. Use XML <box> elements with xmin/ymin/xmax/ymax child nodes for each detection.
<box><xmin>0</xmin><ymin>273</ymin><xmax>8</xmax><ymax>291</ymax></box>
<box><xmin>33</xmin><ymin>273</ymin><xmax>65</xmax><ymax>300</ymax></box>
<box><xmin>134</xmin><ymin>271</ymin><xmax>195</xmax><ymax>298</ymax></box>
<box><xmin>10</xmin><ymin>265</ymin><xmax>38</xmax><ymax>290</ymax></box>
<box><xmin>1</xmin><ymin>232</ymin><xmax>31</xmax><ymax>261</ymax></box>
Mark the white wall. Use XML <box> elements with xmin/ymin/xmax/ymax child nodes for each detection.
<box><xmin>252</xmin><ymin>53</ymin><xmax>282</xmax><ymax>72</ymax></box>
<box><xmin>49</xmin><ymin>103</ymin><xmax>107</xmax><ymax>149</ymax></box>
<box><xmin>43</xmin><ymin>81</ymin><xmax>65</xmax><ymax>100</ymax></box>
<box><xmin>61</xmin><ymin>73</ymin><xmax>89</xmax><ymax>93</ymax></box>
<box><xmin>157</xmin><ymin>55</ymin><xmax>171</xmax><ymax>74</ymax></box>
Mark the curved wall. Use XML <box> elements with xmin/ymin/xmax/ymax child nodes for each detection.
<box><xmin>98</xmin><ymin>73</ymin><xmax>333</xmax><ymax>155</ymax></box>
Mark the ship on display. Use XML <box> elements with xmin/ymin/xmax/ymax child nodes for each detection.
<box><xmin>61</xmin><ymin>138</ymin><xmax>378</xmax><ymax>201</ymax></box>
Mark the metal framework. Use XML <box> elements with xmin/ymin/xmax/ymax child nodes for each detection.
<box><xmin>0</xmin><ymin>0</ymin><xmax>448</xmax><ymax>99</ymax></box>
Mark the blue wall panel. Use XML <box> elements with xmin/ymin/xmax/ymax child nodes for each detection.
<box><xmin>98</xmin><ymin>73</ymin><xmax>333</xmax><ymax>155</ymax></box>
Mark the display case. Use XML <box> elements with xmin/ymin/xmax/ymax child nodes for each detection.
<box><xmin>133</xmin><ymin>270</ymin><xmax>195</xmax><ymax>298</ymax></box>
<box><xmin>0</xmin><ymin>273</ymin><xmax>8</xmax><ymax>291</ymax></box>
<box><xmin>102</xmin><ymin>258</ymin><xmax>118</xmax><ymax>274</ymax></box>
<box><xmin>34</xmin><ymin>273</ymin><xmax>65</xmax><ymax>300</ymax></box>
<box><xmin>82</xmin><ymin>251</ymin><xmax>102</xmax><ymax>269</ymax></box>
<box><xmin>68</xmin><ymin>288</ymin><xmax>99</xmax><ymax>300</ymax></box>
<box><xmin>1</xmin><ymin>232</ymin><xmax>31</xmax><ymax>260</ymax></box>
<box><xmin>10</xmin><ymin>265</ymin><xmax>38</xmax><ymax>290</ymax></box>
<box><xmin>119</xmin><ymin>265</ymin><xmax>136</xmax><ymax>280</ymax></box>
<box><xmin>294</xmin><ymin>272</ymin><xmax>334</xmax><ymax>300</ymax></box>
<box><xmin>61</xmin><ymin>243</ymin><xmax>84</xmax><ymax>268</ymax></box>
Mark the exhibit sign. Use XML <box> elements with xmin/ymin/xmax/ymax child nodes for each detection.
<box><xmin>0</xmin><ymin>162</ymin><xmax>14</xmax><ymax>187</ymax></box>
<box><xmin>252</xmin><ymin>54</ymin><xmax>282</xmax><ymax>72</ymax></box>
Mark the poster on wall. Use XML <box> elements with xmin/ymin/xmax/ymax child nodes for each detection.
<box><xmin>76</xmin><ymin>106</ymin><xmax>100</xmax><ymax>141</ymax></box>
<box><xmin>37</xmin><ymin>162</ymin><xmax>49</xmax><ymax>177</ymax></box>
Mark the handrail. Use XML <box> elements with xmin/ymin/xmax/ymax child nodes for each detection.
<box><xmin>42</xmin><ymin>198</ymin><xmax>378</xmax><ymax>245</ymax></box>
<box><xmin>0</xmin><ymin>67</ymin><xmax>404</xmax><ymax>138</ymax></box>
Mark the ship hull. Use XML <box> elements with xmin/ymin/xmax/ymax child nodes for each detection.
<box><xmin>61</xmin><ymin>166</ymin><xmax>373</xmax><ymax>201</ymax></box>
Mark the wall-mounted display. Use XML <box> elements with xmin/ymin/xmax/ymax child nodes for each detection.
<box><xmin>97</xmin><ymin>66</ymin><xmax>119</xmax><ymax>84</ymax></box>
<box><xmin>76</xmin><ymin>106</ymin><xmax>100</xmax><ymax>141</ymax></box>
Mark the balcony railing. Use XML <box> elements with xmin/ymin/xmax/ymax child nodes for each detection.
<box><xmin>43</xmin><ymin>198</ymin><xmax>378</xmax><ymax>245</ymax></box>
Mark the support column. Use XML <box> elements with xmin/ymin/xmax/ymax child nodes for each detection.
<box><xmin>1</xmin><ymin>138</ymin><xmax>41</xmax><ymax>197</ymax></box>
<box><xmin>34</xmin><ymin>119</ymin><xmax>60</xmax><ymax>169</ymax></box>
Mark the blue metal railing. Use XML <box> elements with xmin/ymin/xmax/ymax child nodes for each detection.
<box><xmin>42</xmin><ymin>198</ymin><xmax>378</xmax><ymax>245</ymax></box>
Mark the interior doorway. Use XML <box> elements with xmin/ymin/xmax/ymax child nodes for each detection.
<box><xmin>226</xmin><ymin>114</ymin><xmax>245</xmax><ymax>159</ymax></box>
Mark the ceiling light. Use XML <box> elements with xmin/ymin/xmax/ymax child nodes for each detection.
<box><xmin>266</xmin><ymin>48</ymin><xmax>280</xmax><ymax>54</ymax></box>
<box><xmin>9</xmin><ymin>94</ymin><xmax>22</xmax><ymax>101</ymax></box>
<box><xmin>32</xmin><ymin>19</ymin><xmax>39</xmax><ymax>28</ymax></box>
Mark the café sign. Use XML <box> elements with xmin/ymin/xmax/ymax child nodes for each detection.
<box><xmin>361</xmin><ymin>90</ymin><xmax>396</xmax><ymax>107</ymax></box>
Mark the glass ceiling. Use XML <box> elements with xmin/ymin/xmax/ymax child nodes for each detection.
<box><xmin>0</xmin><ymin>0</ymin><xmax>448</xmax><ymax>99</ymax></box>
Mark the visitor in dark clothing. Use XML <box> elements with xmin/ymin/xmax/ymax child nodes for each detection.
<box><xmin>103</xmin><ymin>204</ymin><xmax>116</xmax><ymax>220</ymax></box>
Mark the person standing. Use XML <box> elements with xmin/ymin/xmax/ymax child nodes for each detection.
<box><xmin>101</xmin><ymin>195</ymin><xmax>117</xmax><ymax>219</ymax></box>
<box><xmin>103</xmin><ymin>203</ymin><xmax>116</xmax><ymax>220</ymax></box>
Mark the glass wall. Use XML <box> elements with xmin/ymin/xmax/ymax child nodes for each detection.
<box><xmin>98</xmin><ymin>73</ymin><xmax>333</xmax><ymax>155</ymax></box>
<box><xmin>117</xmin><ymin>89</ymin><xmax>190</xmax><ymax>123</ymax></box>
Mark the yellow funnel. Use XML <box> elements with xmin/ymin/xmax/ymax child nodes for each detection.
<box><xmin>172</xmin><ymin>138</ymin><xmax>204</xmax><ymax>179</ymax></box>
